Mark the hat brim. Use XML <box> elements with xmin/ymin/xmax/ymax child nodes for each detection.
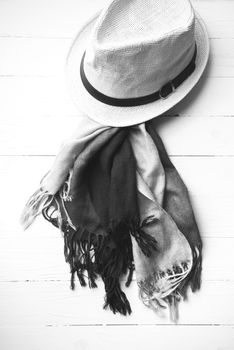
<box><xmin>66</xmin><ymin>11</ymin><xmax>209</xmax><ymax>127</ymax></box>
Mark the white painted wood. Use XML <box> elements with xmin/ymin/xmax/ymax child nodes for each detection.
<box><xmin>1</xmin><ymin>155</ymin><xmax>233</xmax><ymax>197</ymax></box>
<box><xmin>1</xmin><ymin>76</ymin><xmax>234</xmax><ymax>121</ymax></box>
<box><xmin>0</xmin><ymin>280</ymin><xmax>234</xmax><ymax>326</ymax></box>
<box><xmin>1</xmin><ymin>325</ymin><xmax>234</xmax><ymax>350</ymax></box>
<box><xmin>1</xmin><ymin>0</ymin><xmax>234</xmax><ymax>348</ymax></box>
<box><xmin>0</xmin><ymin>37</ymin><xmax>71</xmax><ymax>77</ymax></box>
<box><xmin>0</xmin><ymin>233</ymin><xmax>233</xmax><ymax>282</ymax></box>
<box><xmin>1</xmin><ymin>37</ymin><xmax>233</xmax><ymax>77</ymax></box>
<box><xmin>1</xmin><ymin>157</ymin><xmax>234</xmax><ymax>284</ymax></box>
<box><xmin>0</xmin><ymin>76</ymin><xmax>77</xmax><ymax>118</ymax></box>
<box><xmin>1</xmin><ymin>157</ymin><xmax>234</xmax><ymax>242</ymax></box>
<box><xmin>0</xmin><ymin>0</ymin><xmax>109</xmax><ymax>38</ymax></box>
<box><xmin>2</xmin><ymin>114</ymin><xmax>234</xmax><ymax>155</ymax></box>
<box><xmin>0</xmin><ymin>0</ymin><xmax>233</xmax><ymax>38</ymax></box>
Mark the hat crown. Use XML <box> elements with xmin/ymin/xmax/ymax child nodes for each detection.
<box><xmin>95</xmin><ymin>0</ymin><xmax>193</xmax><ymax>48</ymax></box>
<box><xmin>83</xmin><ymin>0</ymin><xmax>196</xmax><ymax>99</ymax></box>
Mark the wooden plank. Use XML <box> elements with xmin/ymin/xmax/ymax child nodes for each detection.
<box><xmin>0</xmin><ymin>0</ymin><xmax>233</xmax><ymax>38</ymax></box>
<box><xmin>0</xmin><ymin>233</ymin><xmax>233</xmax><ymax>282</ymax></box>
<box><xmin>155</xmin><ymin>115</ymin><xmax>234</xmax><ymax>156</ymax></box>
<box><xmin>1</xmin><ymin>157</ymin><xmax>234</xmax><ymax>281</ymax></box>
<box><xmin>0</xmin><ymin>280</ymin><xmax>234</xmax><ymax>326</ymax></box>
<box><xmin>1</xmin><ymin>325</ymin><xmax>234</xmax><ymax>350</ymax></box>
<box><xmin>0</xmin><ymin>0</ymin><xmax>233</xmax><ymax>343</ymax></box>
<box><xmin>1</xmin><ymin>191</ymin><xmax>233</xmax><ymax>239</ymax></box>
<box><xmin>0</xmin><ymin>37</ymin><xmax>71</xmax><ymax>77</ymax></box>
<box><xmin>1</xmin><ymin>157</ymin><xmax>234</xmax><ymax>239</ymax></box>
<box><xmin>0</xmin><ymin>75</ymin><xmax>233</xmax><ymax>123</ymax></box>
<box><xmin>0</xmin><ymin>0</ymin><xmax>108</xmax><ymax>38</ymax></box>
<box><xmin>1</xmin><ymin>156</ymin><xmax>234</xmax><ymax>197</ymax></box>
<box><xmin>2</xmin><ymin>114</ymin><xmax>234</xmax><ymax>155</ymax></box>
<box><xmin>1</xmin><ymin>37</ymin><xmax>233</xmax><ymax>78</ymax></box>
<box><xmin>0</xmin><ymin>76</ymin><xmax>77</xmax><ymax>118</ymax></box>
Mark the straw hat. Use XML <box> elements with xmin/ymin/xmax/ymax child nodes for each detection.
<box><xmin>66</xmin><ymin>0</ymin><xmax>209</xmax><ymax>127</ymax></box>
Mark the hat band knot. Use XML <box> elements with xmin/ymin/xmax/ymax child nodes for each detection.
<box><xmin>80</xmin><ymin>44</ymin><xmax>197</xmax><ymax>108</ymax></box>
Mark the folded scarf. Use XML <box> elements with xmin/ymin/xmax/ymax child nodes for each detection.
<box><xmin>21</xmin><ymin>117</ymin><xmax>202</xmax><ymax>322</ymax></box>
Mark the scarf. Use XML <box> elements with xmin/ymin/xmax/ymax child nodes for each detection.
<box><xmin>21</xmin><ymin>116</ymin><xmax>202</xmax><ymax>322</ymax></box>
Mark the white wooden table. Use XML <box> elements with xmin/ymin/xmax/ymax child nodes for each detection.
<box><xmin>1</xmin><ymin>1</ymin><xmax>234</xmax><ymax>349</ymax></box>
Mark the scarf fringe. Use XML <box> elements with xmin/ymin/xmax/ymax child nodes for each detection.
<box><xmin>137</xmin><ymin>244</ymin><xmax>202</xmax><ymax>323</ymax></box>
<box><xmin>34</xmin><ymin>190</ymin><xmax>198</xmax><ymax>320</ymax></box>
<box><xmin>66</xmin><ymin>225</ymin><xmax>133</xmax><ymax>315</ymax></box>
<box><xmin>138</xmin><ymin>260</ymin><xmax>192</xmax><ymax>323</ymax></box>
<box><xmin>42</xmin><ymin>198</ymin><xmax>135</xmax><ymax>315</ymax></box>
<box><xmin>20</xmin><ymin>188</ymin><xmax>54</xmax><ymax>230</ymax></box>
<box><xmin>125</xmin><ymin>263</ymin><xmax>134</xmax><ymax>287</ymax></box>
<box><xmin>129</xmin><ymin>216</ymin><xmax>158</xmax><ymax>257</ymax></box>
<box><xmin>191</xmin><ymin>246</ymin><xmax>202</xmax><ymax>291</ymax></box>
<box><xmin>166</xmin><ymin>293</ymin><xmax>180</xmax><ymax>323</ymax></box>
<box><xmin>61</xmin><ymin>168</ymin><xmax>73</xmax><ymax>202</ymax></box>
<box><xmin>103</xmin><ymin>279</ymin><xmax>132</xmax><ymax>315</ymax></box>
<box><xmin>66</xmin><ymin>229</ymin><xmax>99</xmax><ymax>290</ymax></box>
<box><xmin>21</xmin><ymin>189</ymin><xmax>201</xmax><ymax>321</ymax></box>
<box><xmin>179</xmin><ymin>245</ymin><xmax>202</xmax><ymax>298</ymax></box>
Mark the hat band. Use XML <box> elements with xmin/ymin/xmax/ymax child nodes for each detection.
<box><xmin>80</xmin><ymin>45</ymin><xmax>197</xmax><ymax>107</ymax></box>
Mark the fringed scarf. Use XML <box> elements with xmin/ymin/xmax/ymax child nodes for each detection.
<box><xmin>21</xmin><ymin>116</ymin><xmax>202</xmax><ymax>322</ymax></box>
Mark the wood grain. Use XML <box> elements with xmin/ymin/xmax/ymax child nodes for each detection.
<box><xmin>1</xmin><ymin>0</ymin><xmax>234</xmax><ymax>348</ymax></box>
<box><xmin>0</xmin><ymin>280</ymin><xmax>234</xmax><ymax>326</ymax></box>
<box><xmin>1</xmin><ymin>325</ymin><xmax>234</xmax><ymax>350</ymax></box>
<box><xmin>3</xmin><ymin>114</ymin><xmax>234</xmax><ymax>155</ymax></box>
<box><xmin>0</xmin><ymin>0</ymin><xmax>233</xmax><ymax>38</ymax></box>
<box><xmin>0</xmin><ymin>37</ymin><xmax>233</xmax><ymax>77</ymax></box>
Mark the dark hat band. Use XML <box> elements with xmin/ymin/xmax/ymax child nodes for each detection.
<box><xmin>80</xmin><ymin>44</ymin><xmax>197</xmax><ymax>107</ymax></box>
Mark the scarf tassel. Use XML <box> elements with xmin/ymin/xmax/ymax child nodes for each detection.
<box><xmin>42</xmin><ymin>197</ymin><xmax>161</xmax><ymax>315</ymax></box>
<box><xmin>138</xmin><ymin>244</ymin><xmax>203</xmax><ymax>322</ymax></box>
<box><xmin>20</xmin><ymin>188</ymin><xmax>54</xmax><ymax>230</ymax></box>
<box><xmin>125</xmin><ymin>262</ymin><xmax>134</xmax><ymax>287</ymax></box>
<box><xmin>42</xmin><ymin>199</ymin><xmax>136</xmax><ymax>315</ymax></box>
<box><xmin>191</xmin><ymin>245</ymin><xmax>202</xmax><ymax>291</ymax></box>
<box><xmin>40</xmin><ymin>192</ymin><xmax>184</xmax><ymax>318</ymax></box>
<box><xmin>103</xmin><ymin>278</ymin><xmax>132</xmax><ymax>315</ymax></box>
<box><xmin>129</xmin><ymin>217</ymin><xmax>158</xmax><ymax>257</ymax></box>
<box><xmin>21</xmin><ymin>188</ymin><xmax>201</xmax><ymax>319</ymax></box>
<box><xmin>175</xmin><ymin>245</ymin><xmax>202</xmax><ymax>303</ymax></box>
<box><xmin>138</xmin><ymin>258</ymin><xmax>193</xmax><ymax>322</ymax></box>
<box><xmin>166</xmin><ymin>293</ymin><xmax>180</xmax><ymax>323</ymax></box>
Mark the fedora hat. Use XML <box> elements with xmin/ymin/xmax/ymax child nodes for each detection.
<box><xmin>66</xmin><ymin>0</ymin><xmax>209</xmax><ymax>127</ymax></box>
